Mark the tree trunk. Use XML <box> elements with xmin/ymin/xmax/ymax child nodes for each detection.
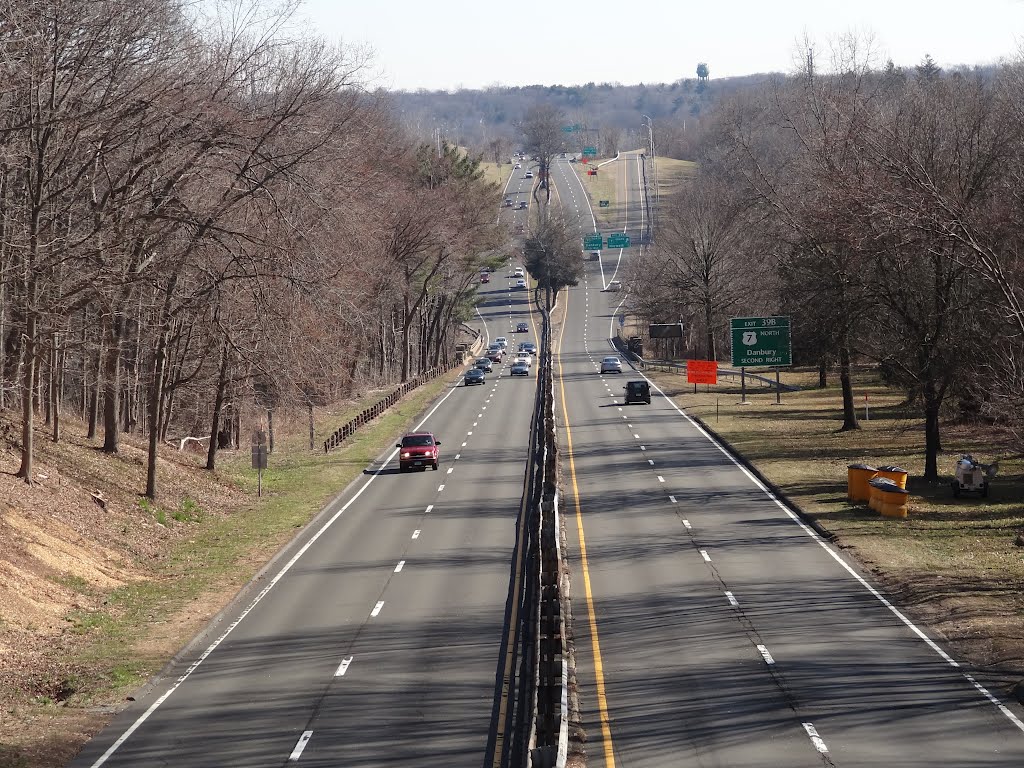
<box><xmin>838</xmin><ymin>342</ymin><xmax>859</xmax><ymax>431</ymax></box>
<box><xmin>267</xmin><ymin>409</ymin><xmax>275</xmax><ymax>454</ymax></box>
<box><xmin>401</xmin><ymin>295</ymin><xmax>412</xmax><ymax>382</ymax></box>
<box><xmin>145</xmin><ymin>330</ymin><xmax>170</xmax><ymax>499</ymax></box>
<box><xmin>923</xmin><ymin>379</ymin><xmax>942</xmax><ymax>482</ymax></box>
<box><xmin>818</xmin><ymin>358</ymin><xmax>828</xmax><ymax>389</ymax></box>
<box><xmin>16</xmin><ymin>311</ymin><xmax>37</xmax><ymax>483</ymax></box>
<box><xmin>51</xmin><ymin>339</ymin><xmax>62</xmax><ymax>443</ymax></box>
<box><xmin>703</xmin><ymin>298</ymin><xmax>715</xmax><ymax>360</ymax></box>
<box><xmin>308</xmin><ymin>402</ymin><xmax>315</xmax><ymax>450</ymax></box>
<box><xmin>206</xmin><ymin>344</ymin><xmax>230</xmax><ymax>471</ymax></box>
<box><xmin>101</xmin><ymin>322</ymin><xmax>123</xmax><ymax>453</ymax></box>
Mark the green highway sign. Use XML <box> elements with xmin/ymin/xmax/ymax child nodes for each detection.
<box><xmin>583</xmin><ymin>146</ymin><xmax>597</xmax><ymax>157</ymax></box>
<box><xmin>562</xmin><ymin>124</ymin><xmax>581</xmax><ymax>133</ymax></box>
<box><xmin>583</xmin><ymin>233</ymin><xmax>602</xmax><ymax>250</ymax></box>
<box><xmin>607</xmin><ymin>233</ymin><xmax>631</xmax><ymax>248</ymax></box>
<box><xmin>599</xmin><ymin>200</ymin><xmax>610</xmax><ymax>207</ymax></box>
<box><xmin>730</xmin><ymin>316</ymin><xmax>792</xmax><ymax>367</ymax></box>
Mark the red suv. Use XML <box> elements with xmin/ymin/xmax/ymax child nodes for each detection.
<box><xmin>396</xmin><ymin>432</ymin><xmax>441</xmax><ymax>472</ymax></box>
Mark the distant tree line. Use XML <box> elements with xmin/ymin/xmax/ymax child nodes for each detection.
<box><xmin>0</xmin><ymin>0</ymin><xmax>501</xmax><ymax>499</ymax></box>
<box><xmin>629</xmin><ymin>44</ymin><xmax>1024</xmax><ymax>479</ymax></box>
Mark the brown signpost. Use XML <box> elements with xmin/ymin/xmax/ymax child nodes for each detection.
<box><xmin>687</xmin><ymin>359</ymin><xmax>718</xmax><ymax>386</ymax></box>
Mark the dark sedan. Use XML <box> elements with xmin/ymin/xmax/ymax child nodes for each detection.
<box><xmin>464</xmin><ymin>368</ymin><xmax>486</xmax><ymax>385</ymax></box>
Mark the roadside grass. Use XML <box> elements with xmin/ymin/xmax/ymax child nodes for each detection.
<box><xmin>646</xmin><ymin>364</ymin><xmax>1024</xmax><ymax>675</ymax></box>
<box><xmin>652</xmin><ymin>157</ymin><xmax>696</xmax><ymax>198</ymax></box>
<box><xmin>62</xmin><ymin>370</ymin><xmax>465</xmax><ymax>704</ymax></box>
<box><xmin>480</xmin><ymin>160</ymin><xmax>512</xmax><ymax>189</ymax></box>
<box><xmin>574</xmin><ymin>161</ymin><xmax>616</xmax><ymax>230</ymax></box>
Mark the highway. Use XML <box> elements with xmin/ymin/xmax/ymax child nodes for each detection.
<box><xmin>70</xmin><ymin>177</ymin><xmax>540</xmax><ymax>768</ymax></box>
<box><xmin>546</xmin><ymin>152</ymin><xmax>1024</xmax><ymax>767</ymax></box>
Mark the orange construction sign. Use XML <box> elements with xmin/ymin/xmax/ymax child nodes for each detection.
<box><xmin>687</xmin><ymin>359</ymin><xmax>718</xmax><ymax>385</ymax></box>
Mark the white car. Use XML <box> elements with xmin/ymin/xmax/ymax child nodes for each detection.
<box><xmin>514</xmin><ymin>267</ymin><xmax>524</xmax><ymax>277</ymax></box>
<box><xmin>600</xmin><ymin>356</ymin><xmax>623</xmax><ymax>374</ymax></box>
<box><xmin>514</xmin><ymin>163</ymin><xmax>522</xmax><ymax>169</ymax></box>
<box><xmin>605</xmin><ymin>280</ymin><xmax>622</xmax><ymax>292</ymax></box>
<box><xmin>524</xmin><ymin>171</ymin><xmax>534</xmax><ymax>178</ymax></box>
<box><xmin>495</xmin><ymin>337</ymin><xmax>508</xmax><ymax>350</ymax></box>
<box><xmin>516</xmin><ymin>278</ymin><xmax>527</xmax><ymax>289</ymax></box>
<box><xmin>514</xmin><ymin>352</ymin><xmax>533</xmax><ymax>367</ymax></box>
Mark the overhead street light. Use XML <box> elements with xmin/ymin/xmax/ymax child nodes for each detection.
<box><xmin>641</xmin><ymin>114</ymin><xmax>659</xmax><ymax>241</ymax></box>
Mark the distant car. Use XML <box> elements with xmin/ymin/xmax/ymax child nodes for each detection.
<box><xmin>517</xmin><ymin>201</ymin><xmax>528</xmax><ymax>210</ymax></box>
<box><xmin>520</xmin><ymin>341</ymin><xmax>537</xmax><ymax>356</ymax></box>
<box><xmin>495</xmin><ymin>336</ymin><xmax>508</xmax><ymax>349</ymax></box>
<box><xmin>396</xmin><ymin>432</ymin><xmax>440</xmax><ymax>472</ymax></box>
<box><xmin>480</xmin><ymin>273</ymin><xmax>490</xmax><ymax>283</ymax></box>
<box><xmin>560</xmin><ymin>152</ymin><xmax>566</xmax><ymax>158</ymax></box>
<box><xmin>569</xmin><ymin>157</ymin><xmax>576</xmax><ymax>163</ymax></box>
<box><xmin>589</xmin><ymin>251</ymin><xmax>600</xmax><ymax>260</ymax></box>
<box><xmin>624</xmin><ymin>380</ymin><xmax>651</xmax><ymax>404</ymax></box>
<box><xmin>486</xmin><ymin>348</ymin><xmax>503</xmax><ymax>362</ymax></box>
<box><xmin>504</xmin><ymin>198</ymin><xmax>513</xmax><ymax>207</ymax></box>
<box><xmin>524</xmin><ymin>171</ymin><xmax>534</xmax><ymax>178</ymax></box>
<box><xmin>514</xmin><ymin>267</ymin><xmax>524</xmax><ymax>277</ymax></box>
<box><xmin>600</xmin><ymin>356</ymin><xmax>623</xmax><ymax>374</ymax></box>
<box><xmin>516</xmin><ymin>321</ymin><xmax>529</xmax><ymax>333</ymax></box>
<box><xmin>515</xmin><ymin>278</ymin><xmax>527</xmax><ymax>289</ymax></box>
<box><xmin>510</xmin><ymin>361</ymin><xmax>530</xmax><ymax>376</ymax></box>
<box><xmin>514</xmin><ymin>353</ymin><xmax>532</xmax><ymax>368</ymax></box>
<box><xmin>605</xmin><ymin>280</ymin><xmax>622</xmax><ymax>292</ymax></box>
<box><xmin>475</xmin><ymin>357</ymin><xmax>493</xmax><ymax>372</ymax></box>
<box><xmin>514</xmin><ymin>163</ymin><xmax>522</xmax><ymax>169</ymax></box>
<box><xmin>464</xmin><ymin>368</ymin><xmax>486</xmax><ymax>386</ymax></box>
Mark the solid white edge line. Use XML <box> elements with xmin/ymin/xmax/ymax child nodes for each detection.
<box><xmin>635</xmin><ymin>371</ymin><xmax>1024</xmax><ymax>734</ymax></box>
<box><xmin>289</xmin><ymin>730</ymin><xmax>314</xmax><ymax>761</ymax></box>
<box><xmin>84</xmin><ymin>380</ymin><xmax>464</xmax><ymax>767</ymax></box>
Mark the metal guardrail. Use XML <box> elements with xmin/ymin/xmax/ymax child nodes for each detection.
<box><xmin>609</xmin><ymin>337</ymin><xmax>800</xmax><ymax>392</ymax></box>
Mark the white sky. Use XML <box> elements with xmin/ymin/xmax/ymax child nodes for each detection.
<box><xmin>297</xmin><ymin>0</ymin><xmax>1024</xmax><ymax>91</ymax></box>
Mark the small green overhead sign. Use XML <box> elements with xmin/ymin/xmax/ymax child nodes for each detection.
<box><xmin>599</xmin><ymin>200</ymin><xmax>610</xmax><ymax>207</ymax></box>
<box><xmin>607</xmin><ymin>233</ymin><xmax>631</xmax><ymax>248</ymax></box>
<box><xmin>583</xmin><ymin>146</ymin><xmax>597</xmax><ymax>157</ymax></box>
<box><xmin>583</xmin><ymin>233</ymin><xmax>602</xmax><ymax>250</ymax></box>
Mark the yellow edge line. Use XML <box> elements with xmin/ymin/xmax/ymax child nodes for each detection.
<box><xmin>554</xmin><ymin>285</ymin><xmax>616</xmax><ymax>768</ymax></box>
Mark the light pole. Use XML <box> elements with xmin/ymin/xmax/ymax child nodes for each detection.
<box><xmin>641</xmin><ymin>114</ymin><xmax>659</xmax><ymax>241</ymax></box>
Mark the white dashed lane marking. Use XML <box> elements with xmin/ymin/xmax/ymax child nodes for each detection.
<box><xmin>725</xmin><ymin>591</ymin><xmax>738</xmax><ymax>607</ymax></box>
<box><xmin>334</xmin><ymin>656</ymin><xmax>353</xmax><ymax>677</ymax></box>
<box><xmin>394</xmin><ymin>561</ymin><xmax>405</xmax><ymax>573</ymax></box>
<box><xmin>700</xmin><ymin>550</ymin><xmax>711</xmax><ymax>562</ymax></box>
<box><xmin>412</xmin><ymin>529</ymin><xmax>421</xmax><ymax>539</ymax></box>
<box><xmin>371</xmin><ymin>601</ymin><xmax>384</xmax><ymax>617</ymax></box>
<box><xmin>757</xmin><ymin>644</ymin><xmax>775</xmax><ymax>665</ymax></box>
<box><xmin>289</xmin><ymin>731</ymin><xmax>314</xmax><ymax>761</ymax></box>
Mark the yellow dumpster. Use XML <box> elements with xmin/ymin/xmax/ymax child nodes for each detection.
<box><xmin>847</xmin><ymin>464</ymin><xmax>878</xmax><ymax>502</ymax></box>
<box><xmin>875</xmin><ymin>465</ymin><xmax>908</xmax><ymax>490</ymax></box>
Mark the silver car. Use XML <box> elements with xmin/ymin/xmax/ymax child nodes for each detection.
<box><xmin>600</xmin><ymin>356</ymin><xmax>622</xmax><ymax>374</ymax></box>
